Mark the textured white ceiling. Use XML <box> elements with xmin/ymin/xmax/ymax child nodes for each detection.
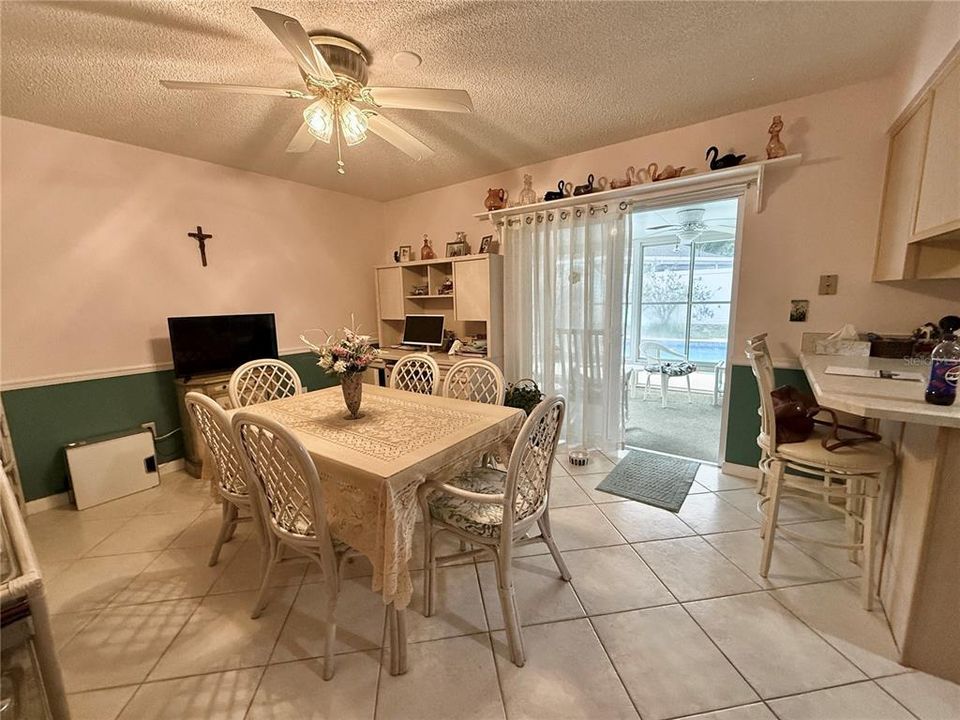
<box><xmin>1</xmin><ymin>1</ymin><xmax>928</xmax><ymax>201</ymax></box>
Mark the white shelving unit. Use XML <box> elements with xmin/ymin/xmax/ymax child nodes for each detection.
<box><xmin>374</xmin><ymin>254</ymin><xmax>504</xmax><ymax>367</ymax></box>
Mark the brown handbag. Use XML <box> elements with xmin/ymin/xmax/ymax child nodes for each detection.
<box><xmin>771</xmin><ymin>385</ymin><xmax>881</xmax><ymax>451</ymax></box>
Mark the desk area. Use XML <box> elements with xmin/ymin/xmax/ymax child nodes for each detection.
<box><xmin>799</xmin><ymin>353</ymin><xmax>960</xmax><ymax>682</ymax></box>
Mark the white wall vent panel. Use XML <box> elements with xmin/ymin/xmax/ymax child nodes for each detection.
<box><xmin>65</xmin><ymin>429</ymin><xmax>160</xmax><ymax>510</ymax></box>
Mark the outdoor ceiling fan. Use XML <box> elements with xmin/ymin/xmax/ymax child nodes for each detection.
<box><xmin>643</xmin><ymin>208</ymin><xmax>737</xmax><ymax>246</ymax></box>
<box><xmin>160</xmin><ymin>6</ymin><xmax>473</xmax><ymax>174</ymax></box>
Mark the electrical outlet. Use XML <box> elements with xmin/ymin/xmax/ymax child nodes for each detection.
<box><xmin>818</xmin><ymin>274</ymin><xmax>838</xmax><ymax>295</ymax></box>
<box><xmin>141</xmin><ymin>421</ymin><xmax>157</xmax><ymax>436</ymax></box>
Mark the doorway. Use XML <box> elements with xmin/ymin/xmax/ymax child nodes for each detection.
<box><xmin>623</xmin><ymin>197</ymin><xmax>740</xmax><ymax>463</ymax></box>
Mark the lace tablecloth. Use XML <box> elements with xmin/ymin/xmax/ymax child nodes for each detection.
<box><xmin>231</xmin><ymin>385</ymin><xmax>525</xmax><ymax>608</ymax></box>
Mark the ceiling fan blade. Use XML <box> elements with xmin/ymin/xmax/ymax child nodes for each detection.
<box><xmin>160</xmin><ymin>80</ymin><xmax>311</xmax><ymax>98</ymax></box>
<box><xmin>365</xmin><ymin>87</ymin><xmax>473</xmax><ymax>113</ymax></box>
<box><xmin>645</xmin><ymin>224</ymin><xmax>678</xmax><ymax>231</ymax></box>
<box><xmin>251</xmin><ymin>7</ymin><xmax>336</xmax><ymax>84</ymax></box>
<box><xmin>366</xmin><ymin>113</ymin><xmax>435</xmax><ymax>162</ymax></box>
<box><xmin>697</xmin><ymin>230</ymin><xmax>736</xmax><ymax>241</ymax></box>
<box><xmin>286</xmin><ymin>123</ymin><xmax>317</xmax><ymax>153</ymax></box>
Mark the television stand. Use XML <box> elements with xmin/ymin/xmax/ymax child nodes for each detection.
<box><xmin>173</xmin><ymin>370</ymin><xmax>233</xmax><ymax>478</ymax></box>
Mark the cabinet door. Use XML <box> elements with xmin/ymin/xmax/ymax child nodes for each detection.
<box><xmin>453</xmin><ymin>258</ymin><xmax>489</xmax><ymax>321</ymax></box>
<box><xmin>376</xmin><ymin>267</ymin><xmax>405</xmax><ymax>320</ymax></box>
<box><xmin>874</xmin><ymin>98</ymin><xmax>931</xmax><ymax>281</ymax></box>
<box><xmin>915</xmin><ymin>60</ymin><xmax>960</xmax><ymax>240</ymax></box>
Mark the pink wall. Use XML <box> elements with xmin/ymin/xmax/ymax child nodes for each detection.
<box><xmin>1</xmin><ymin>118</ymin><xmax>384</xmax><ymax>386</ymax></box>
<box><xmin>380</xmin><ymin>77</ymin><xmax>960</xmax><ymax>362</ymax></box>
<box><xmin>889</xmin><ymin>2</ymin><xmax>960</xmax><ymax>120</ymax></box>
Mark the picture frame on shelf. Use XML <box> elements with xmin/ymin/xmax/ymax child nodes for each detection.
<box><xmin>479</xmin><ymin>235</ymin><xmax>494</xmax><ymax>253</ymax></box>
<box><xmin>446</xmin><ymin>240</ymin><xmax>467</xmax><ymax>258</ymax></box>
<box><xmin>399</xmin><ymin>245</ymin><xmax>412</xmax><ymax>263</ymax></box>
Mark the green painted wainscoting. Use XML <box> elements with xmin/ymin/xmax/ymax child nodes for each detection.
<box><xmin>723</xmin><ymin>363</ymin><xmax>811</xmax><ymax>468</ymax></box>
<box><xmin>2</xmin><ymin>352</ymin><xmax>336</xmax><ymax>502</ymax></box>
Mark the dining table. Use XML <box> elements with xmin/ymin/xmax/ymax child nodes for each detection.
<box><xmin>223</xmin><ymin>383</ymin><xmax>525</xmax><ymax>674</ymax></box>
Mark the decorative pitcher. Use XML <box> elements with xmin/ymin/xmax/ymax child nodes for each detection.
<box><xmin>484</xmin><ymin>188</ymin><xmax>507</xmax><ymax>210</ymax></box>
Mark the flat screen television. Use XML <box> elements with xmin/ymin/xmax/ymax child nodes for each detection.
<box><xmin>168</xmin><ymin>313</ymin><xmax>278</xmax><ymax>378</ymax></box>
<box><xmin>402</xmin><ymin>314</ymin><xmax>445</xmax><ymax>347</ymax></box>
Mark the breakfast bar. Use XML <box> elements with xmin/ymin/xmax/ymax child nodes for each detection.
<box><xmin>800</xmin><ymin>353</ymin><xmax>960</xmax><ymax>683</ymax></box>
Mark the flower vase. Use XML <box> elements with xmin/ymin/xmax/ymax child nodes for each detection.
<box><xmin>340</xmin><ymin>373</ymin><xmax>363</xmax><ymax>419</ymax></box>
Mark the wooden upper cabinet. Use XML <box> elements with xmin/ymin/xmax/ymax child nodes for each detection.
<box><xmin>914</xmin><ymin>60</ymin><xmax>960</xmax><ymax>241</ymax></box>
<box><xmin>874</xmin><ymin>98</ymin><xmax>931</xmax><ymax>281</ymax></box>
<box><xmin>453</xmin><ymin>257</ymin><xmax>490</xmax><ymax>321</ymax></box>
<box><xmin>874</xmin><ymin>50</ymin><xmax>960</xmax><ymax>281</ymax></box>
<box><xmin>376</xmin><ymin>266</ymin><xmax>405</xmax><ymax>320</ymax></box>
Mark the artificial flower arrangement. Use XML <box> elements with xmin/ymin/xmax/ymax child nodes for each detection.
<box><xmin>301</xmin><ymin>318</ymin><xmax>379</xmax><ymax>418</ymax></box>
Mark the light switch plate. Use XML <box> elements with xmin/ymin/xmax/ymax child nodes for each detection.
<box><xmin>818</xmin><ymin>274</ymin><xmax>838</xmax><ymax>295</ymax></box>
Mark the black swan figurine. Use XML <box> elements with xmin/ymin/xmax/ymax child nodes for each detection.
<box><xmin>544</xmin><ymin>180</ymin><xmax>571</xmax><ymax>201</ymax></box>
<box><xmin>706</xmin><ymin>146</ymin><xmax>746</xmax><ymax>170</ymax></box>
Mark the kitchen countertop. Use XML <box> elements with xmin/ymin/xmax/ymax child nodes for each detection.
<box><xmin>799</xmin><ymin>352</ymin><xmax>960</xmax><ymax>428</ymax></box>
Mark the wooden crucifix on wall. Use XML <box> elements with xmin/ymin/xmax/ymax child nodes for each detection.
<box><xmin>187</xmin><ymin>226</ymin><xmax>212</xmax><ymax>267</ymax></box>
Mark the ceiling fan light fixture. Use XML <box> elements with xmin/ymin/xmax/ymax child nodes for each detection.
<box><xmin>676</xmin><ymin>229</ymin><xmax>701</xmax><ymax>244</ymax></box>
<box><xmin>303</xmin><ymin>98</ymin><xmax>334</xmax><ymax>143</ymax></box>
<box><xmin>339</xmin><ymin>100</ymin><xmax>368</xmax><ymax>146</ymax></box>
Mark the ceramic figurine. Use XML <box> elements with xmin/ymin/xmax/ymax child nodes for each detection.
<box><xmin>609</xmin><ymin>166</ymin><xmax>636</xmax><ymax>189</ymax></box>
<box><xmin>518</xmin><ymin>174</ymin><xmax>537</xmax><ymax>205</ymax></box>
<box><xmin>420</xmin><ymin>234</ymin><xmax>436</xmax><ymax>260</ymax></box>
<box><xmin>544</xmin><ymin>180</ymin><xmax>572</xmax><ymax>201</ymax></box>
<box><xmin>595</xmin><ymin>176</ymin><xmax>608</xmax><ymax>191</ymax></box>
<box><xmin>766</xmin><ymin>115</ymin><xmax>787</xmax><ymax>159</ymax></box>
<box><xmin>649</xmin><ymin>163</ymin><xmax>685</xmax><ymax>182</ymax></box>
<box><xmin>484</xmin><ymin>187</ymin><xmax>507</xmax><ymax>210</ymax></box>
<box><xmin>706</xmin><ymin>146</ymin><xmax>746</xmax><ymax>170</ymax></box>
<box><xmin>573</xmin><ymin>173</ymin><xmax>596</xmax><ymax>196</ymax></box>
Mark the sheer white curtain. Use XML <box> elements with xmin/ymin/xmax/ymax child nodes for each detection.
<box><xmin>503</xmin><ymin>205</ymin><xmax>632</xmax><ymax>453</ymax></box>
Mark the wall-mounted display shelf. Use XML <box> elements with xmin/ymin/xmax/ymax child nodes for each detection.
<box><xmin>473</xmin><ymin>154</ymin><xmax>802</xmax><ymax>223</ymax></box>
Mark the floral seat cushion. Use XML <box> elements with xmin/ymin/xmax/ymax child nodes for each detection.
<box><xmin>644</xmin><ymin>360</ymin><xmax>697</xmax><ymax>377</ymax></box>
<box><xmin>427</xmin><ymin>467</ymin><xmax>510</xmax><ymax>539</ymax></box>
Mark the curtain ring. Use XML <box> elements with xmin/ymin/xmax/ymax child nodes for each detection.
<box><xmin>603</xmin><ymin>205</ymin><xmax>609</xmax><ymax>213</ymax></box>
<box><xmin>537</xmin><ymin>214</ymin><xmax>544</xmax><ymax>223</ymax></box>
<box><xmin>547</xmin><ymin>212</ymin><xmax>554</xmax><ymax>222</ymax></box>
<box><xmin>589</xmin><ymin>207</ymin><xmax>596</xmax><ymax>216</ymax></box>
<box><xmin>575</xmin><ymin>208</ymin><xmax>583</xmax><ymax>218</ymax></box>
<box><xmin>619</xmin><ymin>201</ymin><xmax>628</xmax><ymax>211</ymax></box>
<box><xmin>525</xmin><ymin>216</ymin><xmax>533</xmax><ymax>225</ymax></box>
<box><xmin>560</xmin><ymin>210</ymin><xmax>569</xmax><ymax>220</ymax></box>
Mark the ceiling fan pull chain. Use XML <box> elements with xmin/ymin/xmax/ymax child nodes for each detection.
<box><xmin>335</xmin><ymin>114</ymin><xmax>346</xmax><ymax>175</ymax></box>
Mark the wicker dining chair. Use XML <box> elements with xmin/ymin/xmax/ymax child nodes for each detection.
<box><xmin>747</xmin><ymin>333</ymin><xmax>894</xmax><ymax>609</ymax></box>
<box><xmin>232</xmin><ymin>411</ymin><xmax>358</xmax><ymax>680</ymax></box>
<box><xmin>184</xmin><ymin>392</ymin><xmax>261</xmax><ymax>567</ymax></box>
<box><xmin>418</xmin><ymin>395</ymin><xmax>569</xmax><ymax>667</ymax></box>
<box><xmin>229</xmin><ymin>359</ymin><xmax>303</xmax><ymax>408</ymax></box>
<box><xmin>389</xmin><ymin>353</ymin><xmax>440</xmax><ymax>395</ymax></box>
<box><xmin>442</xmin><ymin>359</ymin><xmax>505</xmax><ymax>405</ymax></box>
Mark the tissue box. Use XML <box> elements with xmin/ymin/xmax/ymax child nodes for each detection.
<box><xmin>815</xmin><ymin>338</ymin><xmax>871</xmax><ymax>356</ymax></box>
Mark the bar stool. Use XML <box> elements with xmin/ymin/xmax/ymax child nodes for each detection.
<box><xmin>746</xmin><ymin>334</ymin><xmax>895</xmax><ymax>609</ymax></box>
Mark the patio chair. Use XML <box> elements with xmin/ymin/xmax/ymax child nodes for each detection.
<box><xmin>639</xmin><ymin>341</ymin><xmax>696</xmax><ymax>408</ymax></box>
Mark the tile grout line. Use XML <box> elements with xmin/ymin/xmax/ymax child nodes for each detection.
<box><xmin>620</xmin><ymin>539</ymin><xmax>770</xmax><ymax>712</ymax></box>
<box><xmin>470</xmin><ymin>559</ymin><xmax>510</xmax><ymax>720</ymax></box>
<box><xmin>871</xmin><ymin>679</ymin><xmax>924</xmax><ymax>720</ymax></box>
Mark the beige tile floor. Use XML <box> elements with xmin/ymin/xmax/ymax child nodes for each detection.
<box><xmin>26</xmin><ymin>462</ymin><xmax>960</xmax><ymax>720</ymax></box>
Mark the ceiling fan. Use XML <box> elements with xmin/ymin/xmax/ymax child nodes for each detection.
<box><xmin>160</xmin><ymin>6</ymin><xmax>473</xmax><ymax>174</ymax></box>
<box><xmin>643</xmin><ymin>208</ymin><xmax>737</xmax><ymax>246</ymax></box>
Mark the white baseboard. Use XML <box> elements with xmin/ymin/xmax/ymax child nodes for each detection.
<box><xmin>721</xmin><ymin>462</ymin><xmax>759</xmax><ymax>481</ymax></box>
<box><xmin>159</xmin><ymin>458</ymin><xmax>185</xmax><ymax>474</ymax></box>
<box><xmin>25</xmin><ymin>491</ymin><xmax>71</xmax><ymax>515</ymax></box>
<box><xmin>25</xmin><ymin>457</ymin><xmax>186</xmax><ymax>515</ymax></box>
